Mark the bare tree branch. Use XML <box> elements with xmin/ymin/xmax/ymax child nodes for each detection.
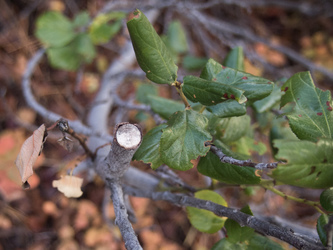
<box><xmin>209</xmin><ymin>144</ymin><xmax>279</xmax><ymax>170</ymax></box>
<box><xmin>98</xmin><ymin>123</ymin><xmax>143</xmax><ymax>250</ymax></box>
<box><xmin>189</xmin><ymin>9</ymin><xmax>333</xmax><ymax>81</ymax></box>
<box><xmin>85</xmin><ymin>10</ymin><xmax>159</xmax><ymax>156</ymax></box>
<box><xmin>22</xmin><ymin>49</ymin><xmax>112</xmax><ymax>141</ymax></box>
<box><xmin>256</xmin><ymin>215</ymin><xmax>322</xmax><ymax>247</ymax></box>
<box><xmin>189</xmin><ymin>0</ymin><xmax>332</xmax><ymax>16</ymax></box>
<box><xmin>123</xmin><ymin>186</ymin><xmax>325</xmax><ymax>250</ymax></box>
<box><xmin>108</xmin><ymin>181</ymin><xmax>142</xmax><ymax>250</ymax></box>
<box><xmin>155</xmin><ymin>165</ymin><xmax>197</xmax><ymax>192</ymax></box>
<box><xmin>112</xmin><ymin>94</ymin><xmax>166</xmax><ymax>125</ymax></box>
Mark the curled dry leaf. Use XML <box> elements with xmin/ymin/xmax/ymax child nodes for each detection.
<box><xmin>15</xmin><ymin>124</ymin><xmax>47</xmax><ymax>184</ymax></box>
<box><xmin>52</xmin><ymin>175</ymin><xmax>83</xmax><ymax>198</ymax></box>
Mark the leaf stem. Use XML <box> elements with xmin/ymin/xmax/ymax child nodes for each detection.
<box><xmin>261</xmin><ymin>182</ymin><xmax>325</xmax><ymax>214</ymax></box>
<box><xmin>173</xmin><ymin>81</ymin><xmax>191</xmax><ymax>109</ymax></box>
<box><xmin>199</xmin><ymin>106</ymin><xmax>206</xmax><ymax>114</ymax></box>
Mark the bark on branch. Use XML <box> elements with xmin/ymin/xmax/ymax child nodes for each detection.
<box><xmin>98</xmin><ymin>123</ymin><xmax>143</xmax><ymax>250</ymax></box>
<box><xmin>123</xmin><ymin>186</ymin><xmax>325</xmax><ymax>250</ymax></box>
<box><xmin>209</xmin><ymin>144</ymin><xmax>279</xmax><ymax>170</ymax></box>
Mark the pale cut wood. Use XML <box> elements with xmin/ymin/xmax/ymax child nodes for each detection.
<box><xmin>52</xmin><ymin>175</ymin><xmax>83</xmax><ymax>198</ymax></box>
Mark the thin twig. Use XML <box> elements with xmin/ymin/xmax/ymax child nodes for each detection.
<box><xmin>189</xmin><ymin>0</ymin><xmax>330</xmax><ymax>16</ymax></box>
<box><xmin>325</xmin><ymin>216</ymin><xmax>333</xmax><ymax>249</ymax></box>
<box><xmin>113</xmin><ymin>95</ymin><xmax>152</xmax><ymax>112</ymax></box>
<box><xmin>173</xmin><ymin>81</ymin><xmax>191</xmax><ymax>109</ymax></box>
<box><xmin>189</xmin><ymin>9</ymin><xmax>333</xmax><ymax>81</ymax></box>
<box><xmin>155</xmin><ymin>165</ymin><xmax>197</xmax><ymax>192</ymax></box>
<box><xmin>112</xmin><ymin>94</ymin><xmax>166</xmax><ymax>124</ymax></box>
<box><xmin>123</xmin><ymin>185</ymin><xmax>325</xmax><ymax>250</ymax></box>
<box><xmin>209</xmin><ymin>144</ymin><xmax>279</xmax><ymax>170</ymax></box>
<box><xmin>261</xmin><ymin>183</ymin><xmax>325</xmax><ymax>214</ymax></box>
<box><xmin>22</xmin><ymin>49</ymin><xmax>113</xmax><ymax>141</ymax></box>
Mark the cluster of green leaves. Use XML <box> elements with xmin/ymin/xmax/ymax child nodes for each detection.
<box><xmin>130</xmin><ymin>10</ymin><xmax>272</xmax><ymax>174</ymax></box>
<box><xmin>270</xmin><ymin>71</ymin><xmax>333</xmax><ymax>246</ymax></box>
<box><xmin>36</xmin><ymin>11</ymin><xmax>125</xmax><ymax>70</ymax></box>
<box><xmin>128</xmin><ymin>9</ymin><xmax>333</xmax><ymax>247</ymax></box>
<box><xmin>35</xmin><ymin>8</ymin><xmax>333</xmax><ymax>248</ymax></box>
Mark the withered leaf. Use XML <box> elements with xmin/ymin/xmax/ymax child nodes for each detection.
<box><xmin>15</xmin><ymin>124</ymin><xmax>47</xmax><ymax>184</ymax></box>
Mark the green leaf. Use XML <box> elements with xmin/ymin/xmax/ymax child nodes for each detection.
<box><xmin>200</xmin><ymin>59</ymin><xmax>274</xmax><ymax>102</ymax></box>
<box><xmin>76</xmin><ymin>33</ymin><xmax>96</xmax><ymax>62</ymax></box>
<box><xmin>182</xmin><ymin>55</ymin><xmax>208</xmax><ymax>71</ymax></box>
<box><xmin>225</xmin><ymin>206</ymin><xmax>255</xmax><ymax>244</ymax></box>
<box><xmin>320</xmin><ymin>188</ymin><xmax>333</xmax><ymax>212</ymax></box>
<box><xmin>47</xmin><ymin>43</ymin><xmax>80</xmax><ymax>71</ymax></box>
<box><xmin>215</xmin><ymin>115</ymin><xmax>251</xmax><ymax>144</ymax></box>
<box><xmin>148</xmin><ymin>95</ymin><xmax>184</xmax><ymax>120</ymax></box>
<box><xmin>46</xmin><ymin>34</ymin><xmax>95</xmax><ymax>70</ymax></box>
<box><xmin>127</xmin><ymin>9</ymin><xmax>178</xmax><ymax>84</ymax></box>
<box><xmin>272</xmin><ymin>139</ymin><xmax>333</xmax><ymax>188</ymax></box>
<box><xmin>161</xmin><ymin>34</ymin><xmax>179</xmax><ymax>64</ymax></box>
<box><xmin>269</xmin><ymin>117</ymin><xmax>298</xmax><ymax>155</ymax></box>
<box><xmin>317</xmin><ymin>214</ymin><xmax>331</xmax><ymax>246</ymax></box>
<box><xmin>253</xmin><ymin>84</ymin><xmax>284</xmax><ymax>113</ymax></box>
<box><xmin>212</xmin><ymin>239</ymin><xmax>246</xmax><ymax>250</ymax></box>
<box><xmin>212</xmin><ymin>234</ymin><xmax>283</xmax><ymax>250</ymax></box>
<box><xmin>240</xmin><ymin>205</ymin><xmax>254</xmax><ymax>216</ymax></box>
<box><xmin>280</xmin><ymin>71</ymin><xmax>333</xmax><ymax>141</ymax></box>
<box><xmin>133</xmin><ymin>124</ymin><xmax>167</xmax><ymax>170</ymax></box>
<box><xmin>247</xmin><ymin>235</ymin><xmax>283</xmax><ymax>250</ymax></box>
<box><xmin>73</xmin><ymin>11</ymin><xmax>90</xmax><ymax>28</ymax></box>
<box><xmin>206</xmin><ymin>100</ymin><xmax>246</xmax><ymax>118</ymax></box>
<box><xmin>197</xmin><ymin>150</ymin><xmax>261</xmax><ymax>185</ymax></box>
<box><xmin>191</xmin><ymin>106</ymin><xmax>222</xmax><ymax>136</ymax></box>
<box><xmin>89</xmin><ymin>12</ymin><xmax>125</xmax><ymax>44</ymax></box>
<box><xmin>223</xmin><ymin>47</ymin><xmax>244</xmax><ymax>71</ymax></box>
<box><xmin>182</xmin><ymin>75</ymin><xmax>247</xmax><ymax>106</ymax></box>
<box><xmin>160</xmin><ymin>109</ymin><xmax>212</xmax><ymax>170</ymax></box>
<box><xmin>90</xmin><ymin>20</ymin><xmax>122</xmax><ymax>44</ymax></box>
<box><xmin>186</xmin><ymin>190</ymin><xmax>227</xmax><ymax>233</ymax></box>
<box><xmin>136</xmin><ymin>83</ymin><xmax>158</xmax><ymax>104</ymax></box>
<box><xmin>36</xmin><ymin>11</ymin><xmax>76</xmax><ymax>47</ymax></box>
<box><xmin>231</xmin><ymin>136</ymin><xmax>267</xmax><ymax>156</ymax></box>
<box><xmin>167</xmin><ymin>21</ymin><xmax>188</xmax><ymax>54</ymax></box>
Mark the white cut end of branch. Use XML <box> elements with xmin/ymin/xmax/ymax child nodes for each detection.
<box><xmin>116</xmin><ymin>124</ymin><xmax>141</xmax><ymax>148</ymax></box>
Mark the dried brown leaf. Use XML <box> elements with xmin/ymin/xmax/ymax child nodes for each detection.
<box><xmin>15</xmin><ymin>124</ymin><xmax>47</xmax><ymax>184</ymax></box>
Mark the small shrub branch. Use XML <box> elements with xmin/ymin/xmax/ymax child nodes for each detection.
<box><xmin>123</xmin><ymin>185</ymin><xmax>325</xmax><ymax>250</ymax></box>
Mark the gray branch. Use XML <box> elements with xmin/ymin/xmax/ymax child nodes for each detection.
<box><xmin>98</xmin><ymin>123</ymin><xmax>143</xmax><ymax>250</ymax></box>
<box><xmin>189</xmin><ymin>0</ymin><xmax>331</xmax><ymax>16</ymax></box>
<box><xmin>22</xmin><ymin>49</ymin><xmax>112</xmax><ymax>141</ymax></box>
<box><xmin>210</xmin><ymin>145</ymin><xmax>279</xmax><ymax>169</ymax></box>
<box><xmin>189</xmin><ymin>9</ymin><xmax>333</xmax><ymax>81</ymax></box>
<box><xmin>123</xmin><ymin>186</ymin><xmax>325</xmax><ymax>250</ymax></box>
<box><xmin>107</xmin><ymin>181</ymin><xmax>142</xmax><ymax>250</ymax></box>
